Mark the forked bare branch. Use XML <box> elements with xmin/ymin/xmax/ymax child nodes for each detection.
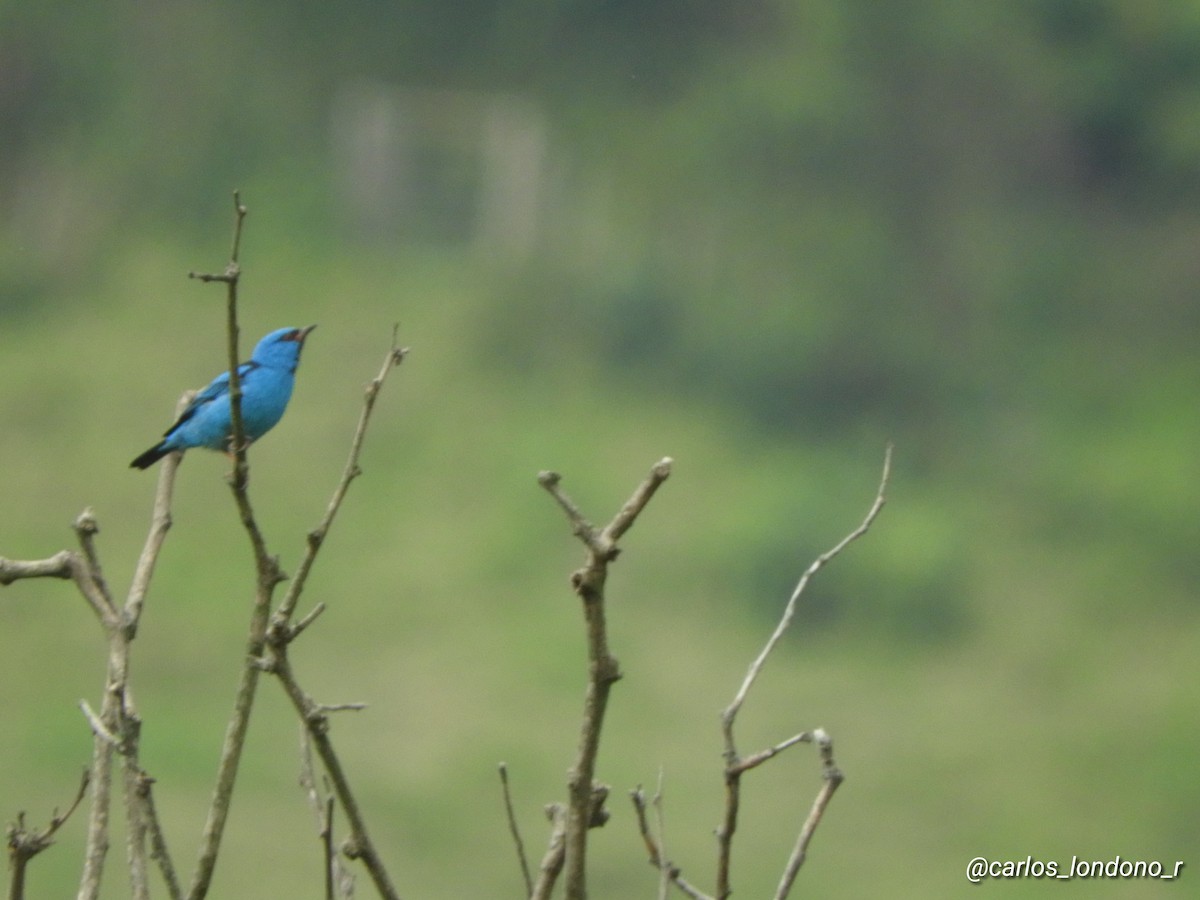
<box><xmin>714</xmin><ymin>445</ymin><xmax>892</xmax><ymax>900</ymax></box>
<box><xmin>533</xmin><ymin>457</ymin><xmax>673</xmax><ymax>900</ymax></box>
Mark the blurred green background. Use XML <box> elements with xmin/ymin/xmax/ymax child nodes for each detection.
<box><xmin>1</xmin><ymin>1</ymin><xmax>1196</xmax><ymax>897</ymax></box>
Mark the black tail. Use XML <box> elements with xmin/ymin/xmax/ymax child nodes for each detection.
<box><xmin>130</xmin><ymin>442</ymin><xmax>170</xmax><ymax>470</ymax></box>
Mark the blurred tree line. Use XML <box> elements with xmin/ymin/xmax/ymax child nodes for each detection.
<box><xmin>1</xmin><ymin>0</ymin><xmax>1196</xmax><ymax>629</ymax></box>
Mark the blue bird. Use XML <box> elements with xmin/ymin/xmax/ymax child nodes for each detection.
<box><xmin>130</xmin><ymin>325</ymin><xmax>316</xmax><ymax>469</ymax></box>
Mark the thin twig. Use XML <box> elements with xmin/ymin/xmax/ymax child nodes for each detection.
<box><xmin>5</xmin><ymin>770</ymin><xmax>90</xmax><ymax>900</ymax></box>
<box><xmin>318</xmin><ymin>702</ymin><xmax>368</xmax><ymax>714</ymax></box>
<box><xmin>271</xmin><ymin>645</ymin><xmax>401</xmax><ymax>899</ymax></box>
<box><xmin>136</xmin><ymin>770</ymin><xmax>183</xmax><ymax>900</ymax></box>
<box><xmin>498</xmin><ymin>763</ymin><xmax>533</xmax><ymax>896</ymax></box>
<box><xmin>536</xmin><ymin>472</ymin><xmax>605</xmax><ymax>556</ymax></box>
<box><xmin>322</xmin><ymin>796</ymin><xmax>337</xmax><ymax>900</ymax></box>
<box><xmin>599</xmin><ymin>457</ymin><xmax>673</xmax><ymax>547</ymax></box>
<box><xmin>628</xmin><ymin>788</ymin><xmax>713</xmax><ymax>900</ymax></box>
<box><xmin>78</xmin><ymin>700</ymin><xmax>122</xmax><ymax>749</ymax></box>
<box><xmin>73</xmin><ymin>509</ymin><xmax>115</xmax><ymax>614</ymax></box>
<box><xmin>729</xmin><ymin>731</ymin><xmax>814</xmax><ymax>776</ymax></box>
<box><xmin>652</xmin><ymin>771</ymin><xmax>670</xmax><ymax>900</ymax></box>
<box><xmin>299</xmin><ymin>731</ymin><xmax>354</xmax><ymax>900</ymax></box>
<box><xmin>714</xmin><ymin>445</ymin><xmax>891</xmax><ymax>900</ymax></box>
<box><xmin>721</xmin><ymin>444</ymin><xmax>892</xmax><ymax>738</ymax></box>
<box><xmin>0</xmin><ymin>550</ymin><xmax>116</xmax><ymax>629</ymax></box>
<box><xmin>773</xmin><ymin>729</ymin><xmax>843</xmax><ymax>900</ymax></box>
<box><xmin>289</xmin><ymin>602</ymin><xmax>328</xmax><ymax>642</ymax></box>
<box><xmin>272</xmin><ymin>329</ymin><xmax>408</xmax><ymax>629</ymax></box>
<box><xmin>126</xmin><ymin>397</ymin><xmax>189</xmax><ymax>633</ymax></box>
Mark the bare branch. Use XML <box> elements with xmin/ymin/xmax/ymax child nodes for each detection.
<box><xmin>774</xmin><ymin>729</ymin><xmax>843</xmax><ymax>900</ymax></box>
<box><xmin>5</xmin><ymin>770</ymin><xmax>89</xmax><ymax>900</ymax></box>
<box><xmin>0</xmin><ymin>548</ymin><xmax>116</xmax><ymax>629</ymax></box>
<box><xmin>299</xmin><ymin>731</ymin><xmax>355</xmax><ymax>900</ymax></box>
<box><xmin>186</xmin><ymin>194</ymin><xmax>290</xmax><ymax>900</ymax></box>
<box><xmin>317</xmin><ymin>702</ymin><xmax>368</xmax><ymax>714</ymax></box>
<box><xmin>188</xmin><ymin>247</ymin><xmax>405</xmax><ymax>894</ymax></box>
<box><xmin>321</xmin><ymin>796</ymin><xmax>337</xmax><ymax>900</ymax></box>
<box><xmin>232</xmin><ymin>326</ymin><xmax>406</xmax><ymax>898</ymax></box>
<box><xmin>78</xmin><ymin>700</ymin><xmax>122</xmax><ymax>749</ymax></box>
<box><xmin>237</xmin><ymin>326</ymin><xmax>408</xmax><ymax>898</ymax></box>
<box><xmin>270</xmin><ymin>643</ymin><xmax>401</xmax><ymax>899</ymax></box>
<box><xmin>7</xmin><ymin>199</ymin><xmax>403</xmax><ymax>900</ymax></box>
<box><xmin>721</xmin><ymin>444</ymin><xmax>892</xmax><ymax>740</ymax></box>
<box><xmin>600</xmin><ymin>457</ymin><xmax>673</xmax><ymax>546</ymax></box>
<box><xmin>126</xmin><ymin>395</ymin><xmax>189</xmax><ymax>632</ymax></box>
<box><xmin>123</xmin><ymin>751</ymin><xmax>151</xmax><ymax>900</ymax></box>
<box><xmin>715</xmin><ymin>445</ymin><xmax>892</xmax><ymax>899</ymax></box>
<box><xmin>77</xmin><ymin>717</ymin><xmax>115</xmax><ymax>900</ymax></box>
<box><xmin>498</xmin><ymin>763</ymin><xmax>533</xmax><ymax>897</ymax></box>
<box><xmin>60</xmin><ymin>394</ymin><xmax>185</xmax><ymax>900</ymax></box>
<box><xmin>729</xmin><ymin>731</ymin><xmax>815</xmax><ymax>776</ymax></box>
<box><xmin>538</xmin><ymin>458</ymin><xmax>673</xmax><ymax>900</ymax></box>
<box><xmin>0</xmin><ymin>550</ymin><xmax>76</xmax><ymax>585</ymax></box>
<box><xmin>530</xmin><ymin>804</ymin><xmax>567</xmax><ymax>900</ymax></box>
<box><xmin>187</xmin><ymin>585</ymin><xmax>280</xmax><ymax>900</ymax></box>
<box><xmin>134</xmin><ymin>770</ymin><xmax>183</xmax><ymax>900</ymax></box>
<box><xmin>73</xmin><ymin>508</ymin><xmax>115</xmax><ymax>613</ymax></box>
<box><xmin>652</xmin><ymin>774</ymin><xmax>669</xmax><ymax>900</ymax></box>
<box><xmin>70</xmin><ymin>504</ymin><xmax>162</xmax><ymax>900</ymax></box>
<box><xmin>288</xmin><ymin>602</ymin><xmax>328</xmax><ymax>643</ymax></box>
<box><xmin>272</xmin><ymin>330</ymin><xmax>408</xmax><ymax>628</ymax></box>
<box><xmin>629</xmin><ymin>787</ymin><xmax>713</xmax><ymax>900</ymax></box>
<box><xmin>189</xmin><ymin>190</ymin><xmax>250</xmax><ymax>491</ymax></box>
<box><xmin>536</xmin><ymin>472</ymin><xmax>605</xmax><ymax>556</ymax></box>
<box><xmin>61</xmin><ymin>431</ymin><xmax>184</xmax><ymax>900</ymax></box>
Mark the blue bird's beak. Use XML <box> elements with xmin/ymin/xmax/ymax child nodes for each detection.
<box><xmin>287</xmin><ymin>324</ymin><xmax>317</xmax><ymax>342</ymax></box>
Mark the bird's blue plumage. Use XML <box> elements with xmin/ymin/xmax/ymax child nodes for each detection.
<box><xmin>131</xmin><ymin>326</ymin><xmax>316</xmax><ymax>469</ymax></box>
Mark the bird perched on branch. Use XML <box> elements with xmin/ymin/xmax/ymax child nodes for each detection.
<box><xmin>130</xmin><ymin>325</ymin><xmax>316</xmax><ymax>469</ymax></box>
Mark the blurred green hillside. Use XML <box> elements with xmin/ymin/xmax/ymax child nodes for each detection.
<box><xmin>1</xmin><ymin>1</ymin><xmax>1196</xmax><ymax>897</ymax></box>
